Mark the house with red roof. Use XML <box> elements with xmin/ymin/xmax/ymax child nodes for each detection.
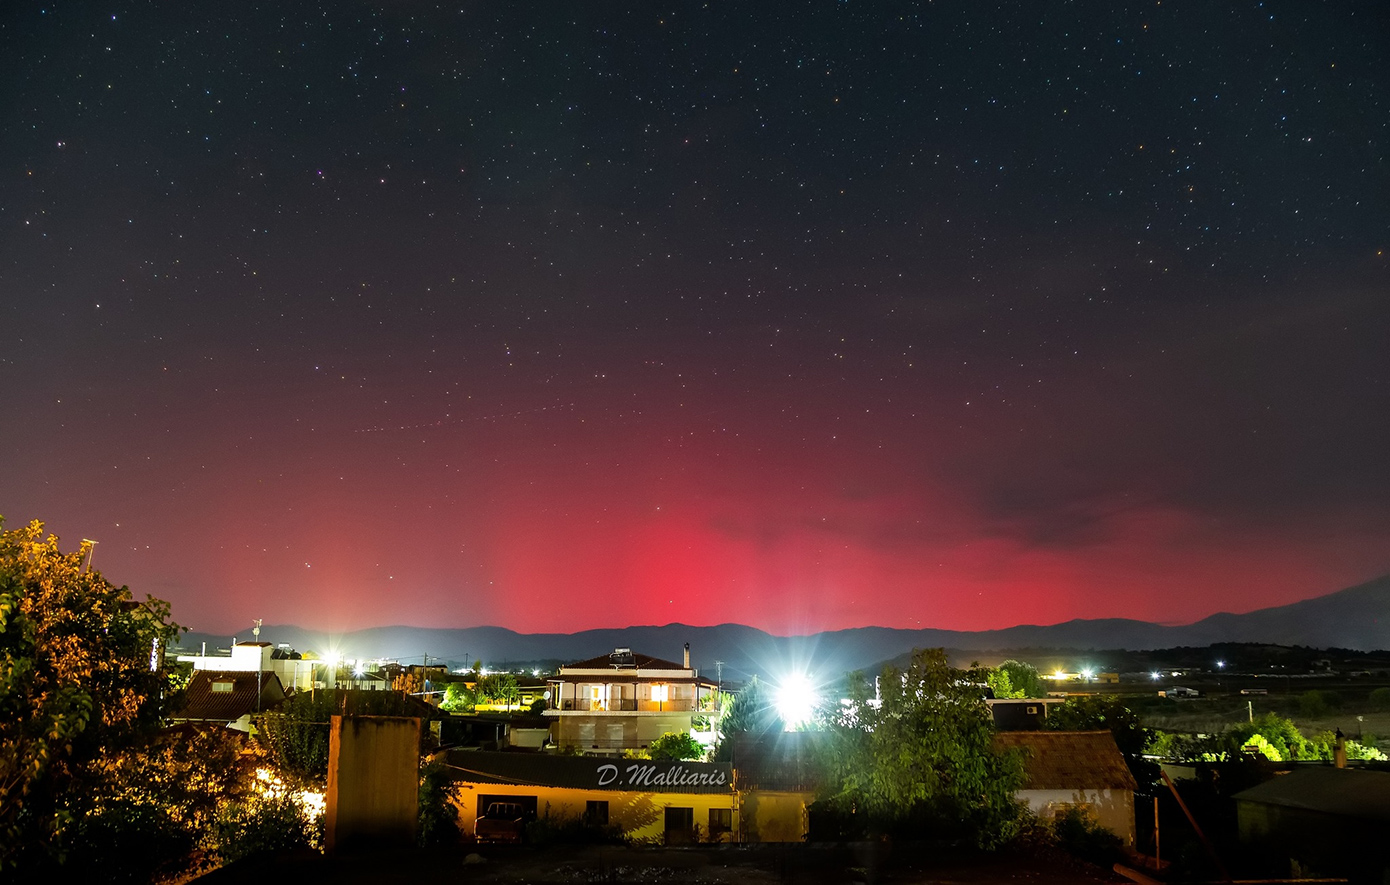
<box><xmin>172</xmin><ymin>670</ymin><xmax>287</xmax><ymax>732</ymax></box>
<box><xmin>545</xmin><ymin>645</ymin><xmax>720</xmax><ymax>754</ymax></box>
<box><xmin>993</xmin><ymin>730</ymin><xmax>1138</xmax><ymax>846</ymax></box>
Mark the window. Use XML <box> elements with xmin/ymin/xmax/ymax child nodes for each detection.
<box><xmin>585</xmin><ymin>801</ymin><xmax>609</xmax><ymax>826</ymax></box>
<box><xmin>664</xmin><ymin>807</ymin><xmax>694</xmax><ymax>844</ymax></box>
<box><xmin>708</xmin><ymin>807</ymin><xmax>732</xmax><ymax>838</ymax></box>
<box><xmin>211</xmin><ymin>680</ymin><xmax>234</xmax><ymax>693</ymax></box>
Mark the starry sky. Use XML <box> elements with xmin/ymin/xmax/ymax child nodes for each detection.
<box><xmin>3</xmin><ymin>1</ymin><xmax>1388</xmax><ymax>636</ymax></box>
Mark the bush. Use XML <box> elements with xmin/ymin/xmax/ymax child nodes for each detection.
<box><xmin>1369</xmin><ymin>687</ymin><xmax>1390</xmax><ymax>711</ymax></box>
<box><xmin>215</xmin><ymin>794</ymin><xmax>320</xmax><ymax>863</ymax></box>
<box><xmin>418</xmin><ymin>761</ymin><xmax>460</xmax><ymax>847</ymax></box>
<box><xmin>524</xmin><ymin>809</ymin><xmax>625</xmax><ymax>846</ymax></box>
<box><xmin>1298</xmin><ymin>690</ymin><xmax>1340</xmax><ymax>719</ymax></box>
<box><xmin>1050</xmin><ymin>806</ymin><xmax>1124</xmax><ymax>867</ymax></box>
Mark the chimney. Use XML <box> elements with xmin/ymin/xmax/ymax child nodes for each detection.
<box><xmin>1335</xmin><ymin>728</ymin><xmax>1347</xmax><ymax>769</ymax></box>
<box><xmin>683</xmin><ymin>642</ymin><xmax>690</xmax><ymax>669</ymax></box>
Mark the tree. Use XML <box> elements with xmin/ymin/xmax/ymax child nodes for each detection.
<box><xmin>478</xmin><ymin>672</ymin><xmax>520</xmax><ymax>708</ymax></box>
<box><xmin>648</xmin><ymin>732</ymin><xmax>705</xmax><ymax>761</ymax></box>
<box><xmin>1</xmin><ymin>518</ymin><xmax>183</xmax><ymax>873</ymax></box>
<box><xmin>814</xmin><ymin>648</ymin><xmax>1024</xmax><ymax>847</ymax></box>
<box><xmin>986</xmin><ymin>660</ymin><xmax>1046</xmax><ymax>699</ymax></box>
<box><xmin>441</xmin><ymin>681</ymin><xmax>478</xmax><ymax>713</ymax></box>
<box><xmin>711</xmin><ymin>676</ymin><xmax>777</xmax><ymax>761</ymax></box>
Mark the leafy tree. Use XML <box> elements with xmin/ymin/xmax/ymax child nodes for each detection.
<box><xmin>1045</xmin><ymin>696</ymin><xmax>1158</xmax><ymax>791</ymax></box>
<box><xmin>1230</xmin><ymin>713</ymin><xmax>1306</xmax><ymax>761</ymax></box>
<box><xmin>986</xmin><ymin>660</ymin><xmax>1046</xmax><ymax>699</ymax></box>
<box><xmin>0</xmin><ymin>519</ymin><xmax>183</xmax><ymax>873</ymax></box>
<box><xmin>478</xmin><ymin>672</ymin><xmax>520</xmax><ymax>708</ymax></box>
<box><xmin>814</xmin><ymin>648</ymin><xmax>1024</xmax><ymax>847</ymax></box>
<box><xmin>648</xmin><ymin>732</ymin><xmax>705</xmax><ymax>761</ymax></box>
<box><xmin>417</xmin><ymin>761</ymin><xmax>460</xmax><ymax>847</ymax></box>
<box><xmin>710</xmin><ymin>677</ymin><xmax>777</xmax><ymax>761</ymax></box>
<box><xmin>441</xmin><ymin>681</ymin><xmax>477</xmax><ymax>713</ymax></box>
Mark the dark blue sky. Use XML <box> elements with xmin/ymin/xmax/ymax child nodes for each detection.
<box><xmin>3</xmin><ymin>1</ymin><xmax>1387</xmax><ymax>634</ymax></box>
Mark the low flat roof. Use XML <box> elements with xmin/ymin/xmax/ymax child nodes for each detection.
<box><xmin>1234</xmin><ymin>767</ymin><xmax>1390</xmax><ymax>822</ymax></box>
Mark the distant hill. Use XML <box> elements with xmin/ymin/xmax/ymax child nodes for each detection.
<box><xmin>177</xmin><ymin>573</ymin><xmax>1390</xmax><ymax>680</ymax></box>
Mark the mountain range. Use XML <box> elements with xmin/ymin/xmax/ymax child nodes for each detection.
<box><xmin>178</xmin><ymin>573</ymin><xmax>1390</xmax><ymax>680</ymax></box>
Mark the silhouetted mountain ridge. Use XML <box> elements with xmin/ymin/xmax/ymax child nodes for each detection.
<box><xmin>179</xmin><ymin>573</ymin><xmax>1390</xmax><ymax>679</ymax></box>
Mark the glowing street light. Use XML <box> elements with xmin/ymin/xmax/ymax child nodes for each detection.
<box><xmin>773</xmin><ymin>672</ymin><xmax>818</xmax><ymax>730</ymax></box>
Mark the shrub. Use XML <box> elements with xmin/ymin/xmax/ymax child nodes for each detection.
<box><xmin>418</xmin><ymin>761</ymin><xmax>461</xmax><ymax>847</ymax></box>
<box><xmin>1369</xmin><ymin>687</ymin><xmax>1390</xmax><ymax>711</ymax></box>
<box><xmin>215</xmin><ymin>794</ymin><xmax>320</xmax><ymax>863</ymax></box>
<box><xmin>1297</xmin><ymin>690</ymin><xmax>1340</xmax><ymax>719</ymax></box>
<box><xmin>1050</xmin><ymin>806</ymin><xmax>1124</xmax><ymax>867</ymax></box>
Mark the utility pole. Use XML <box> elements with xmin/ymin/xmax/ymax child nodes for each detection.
<box><xmin>253</xmin><ymin>619</ymin><xmax>263</xmax><ymax>712</ymax></box>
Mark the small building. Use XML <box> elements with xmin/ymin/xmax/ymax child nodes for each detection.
<box><xmin>545</xmin><ymin>646</ymin><xmax>719</xmax><ymax>754</ymax></box>
<box><xmin>993</xmin><ymin>730</ymin><xmax>1137</xmax><ymax>846</ymax></box>
<box><xmin>177</xmin><ymin>641</ymin><xmax>321</xmax><ymax>691</ymax></box>
<box><xmin>173</xmin><ymin>670</ymin><xmax>287</xmax><ymax>732</ymax></box>
<box><xmin>986</xmin><ymin>697</ymin><xmax>1065</xmax><ymax>731</ymax></box>
<box><xmin>1233</xmin><ymin>767</ymin><xmax>1390</xmax><ymax>883</ymax></box>
<box><xmin>730</xmin><ymin>731</ymin><xmax>822</xmax><ymax>842</ymax></box>
<box><xmin>438</xmin><ymin>749</ymin><xmax>736</xmax><ymax>844</ymax></box>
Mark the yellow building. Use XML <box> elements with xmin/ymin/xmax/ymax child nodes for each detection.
<box><xmin>440</xmin><ymin>750</ymin><xmax>738</xmax><ymax>844</ymax></box>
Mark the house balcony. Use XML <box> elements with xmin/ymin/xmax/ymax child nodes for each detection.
<box><xmin>554</xmin><ymin>699</ymin><xmax>716</xmax><ymax>713</ymax></box>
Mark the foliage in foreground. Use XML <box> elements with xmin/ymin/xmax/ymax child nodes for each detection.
<box><xmin>0</xmin><ymin>518</ymin><xmax>187</xmax><ymax>874</ymax></box>
<box><xmin>417</xmin><ymin>760</ymin><xmax>460</xmax><ymax>847</ymax></box>
<box><xmin>215</xmin><ymin>792</ymin><xmax>322</xmax><ymax>864</ymax></box>
<box><xmin>813</xmin><ymin>648</ymin><xmax>1025</xmax><ymax>847</ymax></box>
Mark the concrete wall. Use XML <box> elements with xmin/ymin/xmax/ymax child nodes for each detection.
<box><xmin>550</xmin><ymin>713</ymin><xmax>697</xmax><ymax>752</ymax></box>
<box><xmin>1017</xmin><ymin>788</ymin><xmax>1135</xmax><ymax>846</ymax></box>
<box><xmin>326</xmin><ymin>715</ymin><xmax>420</xmax><ymax>852</ymax></box>
<box><xmin>740</xmin><ymin>790</ymin><xmax>811</xmax><ymax>843</ymax></box>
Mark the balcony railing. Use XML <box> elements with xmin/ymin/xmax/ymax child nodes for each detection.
<box><xmin>560</xmin><ymin>699</ymin><xmax>638</xmax><ymax>712</ymax></box>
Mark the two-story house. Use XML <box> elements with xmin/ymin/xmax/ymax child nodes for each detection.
<box><xmin>545</xmin><ymin>645</ymin><xmax>719</xmax><ymax>754</ymax></box>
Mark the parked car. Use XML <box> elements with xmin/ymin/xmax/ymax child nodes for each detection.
<box><xmin>475</xmin><ymin>801</ymin><xmax>526</xmax><ymax>844</ymax></box>
<box><xmin>1162</xmin><ymin>686</ymin><xmax>1200</xmax><ymax>698</ymax></box>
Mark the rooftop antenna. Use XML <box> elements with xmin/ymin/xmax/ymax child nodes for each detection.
<box><xmin>81</xmin><ymin>539</ymin><xmax>99</xmax><ymax>571</ymax></box>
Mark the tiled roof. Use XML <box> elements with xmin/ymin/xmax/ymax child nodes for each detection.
<box><xmin>176</xmin><ymin>670</ymin><xmax>284</xmax><ymax>723</ymax></box>
<box><xmin>563</xmin><ymin>650</ymin><xmax>689</xmax><ymax>671</ymax></box>
<box><xmin>993</xmin><ymin>730</ymin><xmax>1137</xmax><ymax>791</ymax></box>
<box><xmin>442</xmin><ymin>749</ymin><xmax>733</xmax><ymax>794</ymax></box>
<box><xmin>1234</xmin><ymin>767</ymin><xmax>1390</xmax><ymax>821</ymax></box>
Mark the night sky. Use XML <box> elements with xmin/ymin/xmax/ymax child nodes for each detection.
<box><xmin>3</xmin><ymin>2</ymin><xmax>1388</xmax><ymax>636</ymax></box>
